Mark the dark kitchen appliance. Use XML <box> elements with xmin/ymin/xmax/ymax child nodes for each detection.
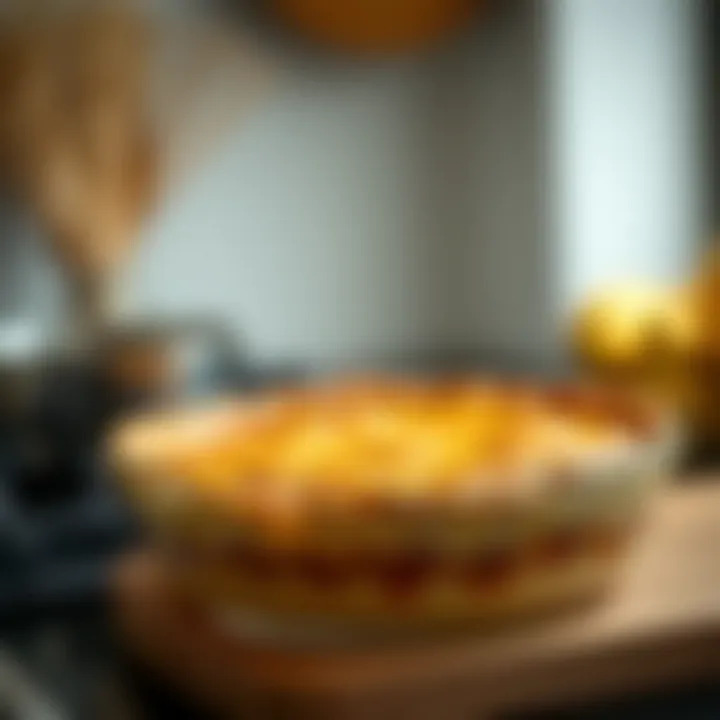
<box><xmin>0</xmin><ymin>311</ymin><xmax>301</xmax><ymax>618</ymax></box>
<box><xmin>0</xmin><ymin>357</ymin><xmax>136</xmax><ymax>614</ymax></box>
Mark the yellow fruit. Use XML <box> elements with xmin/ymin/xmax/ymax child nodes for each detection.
<box><xmin>692</xmin><ymin>245</ymin><xmax>720</xmax><ymax>357</ymax></box>
<box><xmin>572</xmin><ymin>284</ymin><xmax>698</xmax><ymax>373</ymax></box>
<box><xmin>688</xmin><ymin>245</ymin><xmax>720</xmax><ymax>440</ymax></box>
<box><xmin>273</xmin><ymin>0</ymin><xmax>478</xmax><ymax>54</ymax></box>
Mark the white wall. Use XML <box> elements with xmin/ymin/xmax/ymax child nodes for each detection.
<box><xmin>129</xmin><ymin>3</ymin><xmax>549</xmax><ymax>368</ymax></box>
<box><xmin>448</xmin><ymin>1</ymin><xmax>550</xmax><ymax>359</ymax></box>
<box><xmin>128</xmin><ymin>62</ymin><xmax>429</xmax><ymax>367</ymax></box>
<box><xmin>132</xmin><ymin>0</ymin><xmax>703</xmax><ymax>368</ymax></box>
<box><xmin>549</xmin><ymin>0</ymin><xmax>704</xmax><ymax>319</ymax></box>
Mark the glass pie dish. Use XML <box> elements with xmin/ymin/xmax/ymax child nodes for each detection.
<box><xmin>109</xmin><ymin>378</ymin><xmax>678</xmax><ymax>633</ymax></box>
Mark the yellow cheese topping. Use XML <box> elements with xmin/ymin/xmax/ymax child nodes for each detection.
<box><xmin>117</xmin><ymin>380</ymin><xmax>635</xmax><ymax>496</ymax></box>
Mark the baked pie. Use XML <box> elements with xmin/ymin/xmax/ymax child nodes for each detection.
<box><xmin>111</xmin><ymin>378</ymin><xmax>676</xmax><ymax>626</ymax></box>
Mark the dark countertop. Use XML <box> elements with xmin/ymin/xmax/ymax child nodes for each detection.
<box><xmin>0</xmin><ymin>618</ymin><xmax>717</xmax><ymax>720</ymax></box>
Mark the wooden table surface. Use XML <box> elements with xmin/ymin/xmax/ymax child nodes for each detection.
<box><xmin>114</xmin><ymin>484</ymin><xmax>720</xmax><ymax>719</ymax></box>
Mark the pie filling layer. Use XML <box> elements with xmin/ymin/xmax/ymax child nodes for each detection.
<box><xmin>169</xmin><ymin>524</ymin><xmax>629</xmax><ymax>601</ymax></box>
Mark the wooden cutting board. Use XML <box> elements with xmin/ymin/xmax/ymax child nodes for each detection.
<box><xmin>113</xmin><ymin>484</ymin><xmax>720</xmax><ymax>719</ymax></box>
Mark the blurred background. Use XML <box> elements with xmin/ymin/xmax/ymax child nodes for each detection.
<box><xmin>0</xmin><ymin>0</ymin><xmax>713</xmax><ymax>375</ymax></box>
<box><xmin>0</xmin><ymin>0</ymin><xmax>716</xmax><ymax>717</ymax></box>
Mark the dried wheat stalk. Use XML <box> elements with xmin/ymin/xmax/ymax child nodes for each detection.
<box><xmin>0</xmin><ymin>0</ymin><xmax>272</xmax><ymax>344</ymax></box>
